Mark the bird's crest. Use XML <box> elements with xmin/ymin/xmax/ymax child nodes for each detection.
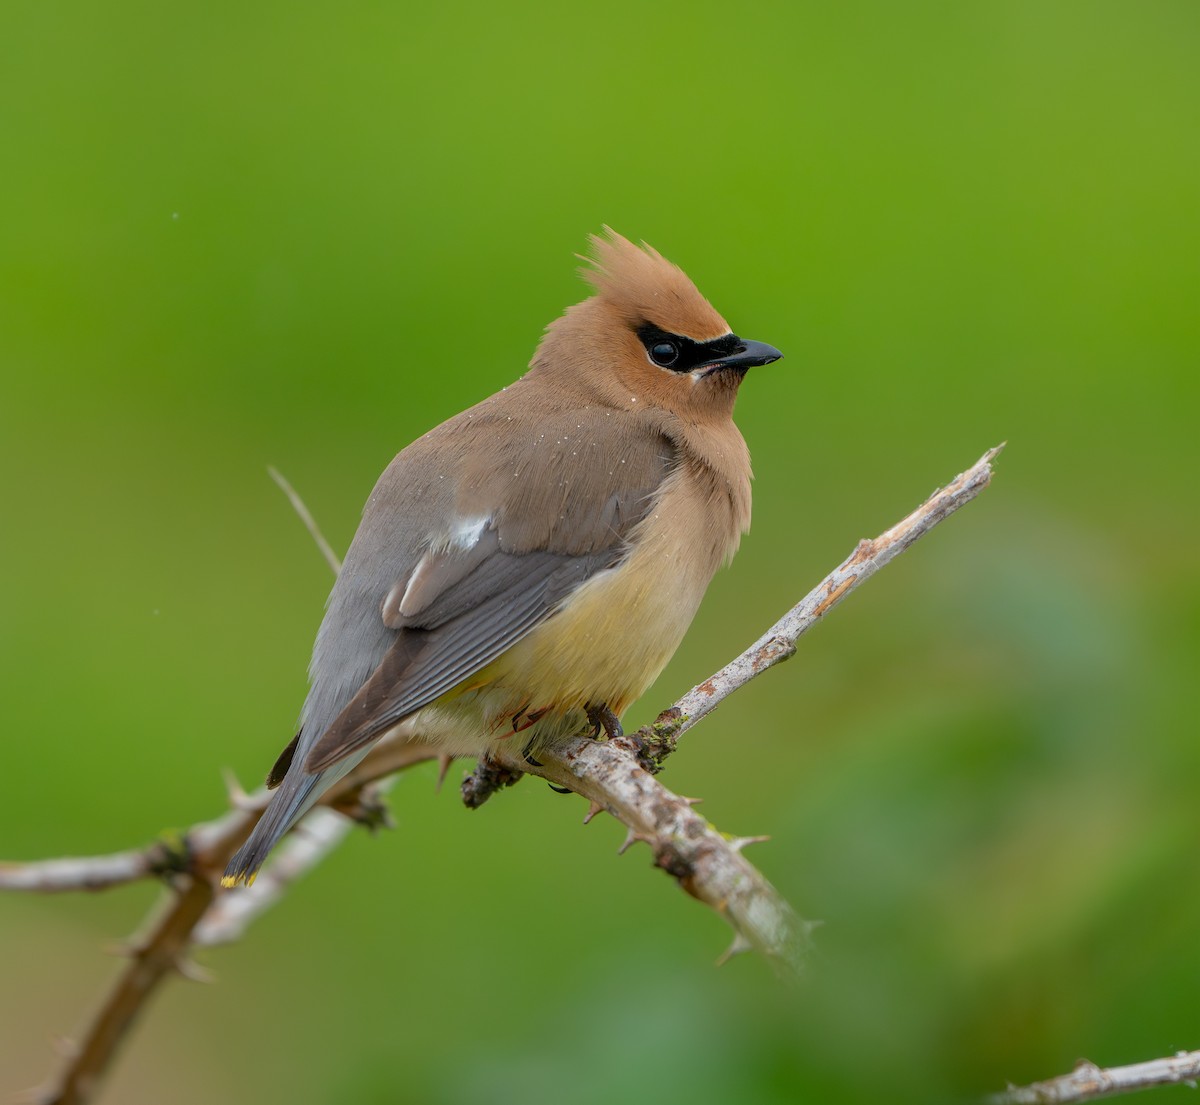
<box><xmin>580</xmin><ymin>228</ymin><xmax>730</xmax><ymax>341</ymax></box>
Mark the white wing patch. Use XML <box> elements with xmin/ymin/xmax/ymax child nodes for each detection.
<box><xmin>450</xmin><ymin>515</ymin><xmax>489</xmax><ymax>551</ymax></box>
<box><xmin>381</xmin><ymin>516</ymin><xmax>495</xmax><ymax>626</ymax></box>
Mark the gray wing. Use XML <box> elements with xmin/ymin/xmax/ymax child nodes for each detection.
<box><xmin>302</xmin><ymin>532</ymin><xmax>620</xmax><ymax>772</ymax></box>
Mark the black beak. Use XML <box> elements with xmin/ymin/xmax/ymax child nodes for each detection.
<box><xmin>702</xmin><ymin>338</ymin><xmax>783</xmax><ymax>375</ymax></box>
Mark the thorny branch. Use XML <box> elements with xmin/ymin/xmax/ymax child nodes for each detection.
<box><xmin>1</xmin><ymin>445</ymin><xmax>1003</xmax><ymax>1105</ymax></box>
<box><xmin>987</xmin><ymin>1052</ymin><xmax>1200</xmax><ymax>1104</ymax></box>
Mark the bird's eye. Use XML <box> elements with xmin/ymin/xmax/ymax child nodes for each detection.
<box><xmin>649</xmin><ymin>341</ymin><xmax>679</xmax><ymax>367</ymax></box>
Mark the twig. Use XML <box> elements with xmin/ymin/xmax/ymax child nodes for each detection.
<box><xmin>267</xmin><ymin>465</ymin><xmax>342</xmax><ymax>575</ymax></box>
<box><xmin>987</xmin><ymin>1052</ymin><xmax>1200</xmax><ymax>1104</ymax></box>
<box><xmin>0</xmin><ymin>846</ymin><xmax>181</xmax><ymax>893</ymax></box>
<box><xmin>26</xmin><ymin>742</ymin><xmax>440</xmax><ymax>1105</ymax></box>
<box><xmin>33</xmin><ymin>879</ymin><xmax>216</xmax><ymax>1105</ymax></box>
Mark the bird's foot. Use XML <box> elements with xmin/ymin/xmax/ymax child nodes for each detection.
<box><xmin>585</xmin><ymin>702</ymin><xmax>623</xmax><ymax>740</ymax></box>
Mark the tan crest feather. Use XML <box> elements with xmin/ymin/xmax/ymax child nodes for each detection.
<box><xmin>580</xmin><ymin>227</ymin><xmax>730</xmax><ymax>341</ymax></box>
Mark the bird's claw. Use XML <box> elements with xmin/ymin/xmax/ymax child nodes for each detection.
<box><xmin>585</xmin><ymin>702</ymin><xmax>623</xmax><ymax>740</ymax></box>
<box><xmin>521</xmin><ymin>735</ymin><xmax>544</xmax><ymax>767</ymax></box>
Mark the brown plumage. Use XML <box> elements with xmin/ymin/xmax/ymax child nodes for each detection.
<box><xmin>223</xmin><ymin>230</ymin><xmax>782</xmax><ymax>887</ymax></box>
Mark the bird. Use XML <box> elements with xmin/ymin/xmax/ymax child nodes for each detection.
<box><xmin>222</xmin><ymin>229</ymin><xmax>782</xmax><ymax>887</ymax></box>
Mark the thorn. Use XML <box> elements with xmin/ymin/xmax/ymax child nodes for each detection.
<box><xmin>728</xmin><ymin>835</ymin><xmax>771</xmax><ymax>852</ymax></box>
<box><xmin>435</xmin><ymin>754</ymin><xmax>454</xmax><ymax>792</ymax></box>
<box><xmin>618</xmin><ymin>828</ymin><xmax>651</xmax><ymax>856</ymax></box>
<box><xmin>680</xmin><ymin>795</ymin><xmax>703</xmax><ymax>807</ymax></box>
<box><xmin>174</xmin><ymin>956</ymin><xmax>215</xmax><ymax>984</ymax></box>
<box><xmin>221</xmin><ymin>768</ymin><xmax>257</xmax><ymax>811</ymax></box>
<box><xmin>715</xmin><ymin>932</ymin><xmax>753</xmax><ymax>966</ymax></box>
<box><xmin>582</xmin><ymin>800</ymin><xmax>605</xmax><ymax>825</ymax></box>
<box><xmin>103</xmin><ymin>939</ymin><xmax>138</xmax><ymax>959</ymax></box>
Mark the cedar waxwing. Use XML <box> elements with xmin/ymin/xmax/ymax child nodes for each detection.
<box><xmin>223</xmin><ymin>230</ymin><xmax>782</xmax><ymax>887</ymax></box>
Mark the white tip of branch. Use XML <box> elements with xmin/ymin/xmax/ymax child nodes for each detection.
<box><xmin>435</xmin><ymin>754</ymin><xmax>454</xmax><ymax>792</ymax></box>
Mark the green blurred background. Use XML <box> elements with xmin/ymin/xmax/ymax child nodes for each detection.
<box><xmin>3</xmin><ymin>2</ymin><xmax>1197</xmax><ymax>1102</ymax></box>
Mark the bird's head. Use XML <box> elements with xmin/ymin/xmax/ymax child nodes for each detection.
<box><xmin>530</xmin><ymin>229</ymin><xmax>782</xmax><ymax>422</ymax></box>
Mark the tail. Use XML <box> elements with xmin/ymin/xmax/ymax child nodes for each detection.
<box><xmin>221</xmin><ymin>744</ymin><xmax>371</xmax><ymax>887</ymax></box>
<box><xmin>222</xmin><ymin>769</ymin><xmax>325</xmax><ymax>887</ymax></box>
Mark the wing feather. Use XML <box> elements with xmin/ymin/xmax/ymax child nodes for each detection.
<box><xmin>303</xmin><ymin>546</ymin><xmax>616</xmax><ymax>772</ymax></box>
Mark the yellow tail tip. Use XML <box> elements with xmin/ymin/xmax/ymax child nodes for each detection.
<box><xmin>220</xmin><ymin>871</ymin><xmax>257</xmax><ymax>889</ymax></box>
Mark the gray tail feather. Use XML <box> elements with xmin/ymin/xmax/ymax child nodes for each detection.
<box><xmin>222</xmin><ymin>771</ymin><xmax>322</xmax><ymax>887</ymax></box>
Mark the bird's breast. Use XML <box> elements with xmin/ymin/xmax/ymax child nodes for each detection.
<box><xmin>465</xmin><ymin>460</ymin><xmax>744</xmax><ymax>727</ymax></box>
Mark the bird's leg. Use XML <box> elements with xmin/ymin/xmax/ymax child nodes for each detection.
<box><xmin>585</xmin><ymin>702</ymin><xmax>623</xmax><ymax>740</ymax></box>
